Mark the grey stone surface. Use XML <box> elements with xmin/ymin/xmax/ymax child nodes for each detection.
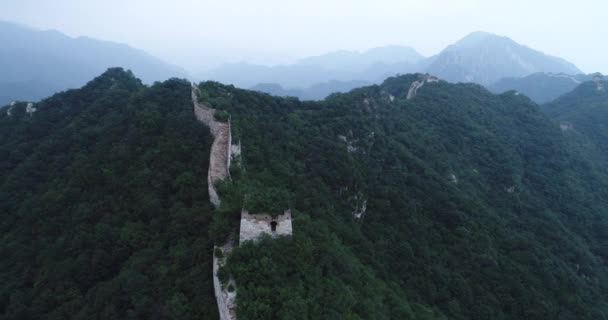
<box><xmin>239</xmin><ymin>209</ymin><xmax>293</xmax><ymax>245</ymax></box>
<box><xmin>191</xmin><ymin>87</ymin><xmax>231</xmax><ymax>208</ymax></box>
<box><xmin>213</xmin><ymin>244</ymin><xmax>237</xmax><ymax>320</ymax></box>
<box><xmin>193</xmin><ymin>85</ymin><xmax>236</xmax><ymax>320</ymax></box>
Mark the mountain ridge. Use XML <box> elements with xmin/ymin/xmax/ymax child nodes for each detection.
<box><xmin>0</xmin><ymin>20</ymin><xmax>187</xmax><ymax>105</ymax></box>
<box><xmin>207</xmin><ymin>31</ymin><xmax>582</xmax><ymax>99</ymax></box>
<box><xmin>425</xmin><ymin>31</ymin><xmax>581</xmax><ymax>85</ymax></box>
<box><xmin>488</xmin><ymin>72</ymin><xmax>599</xmax><ymax>103</ymax></box>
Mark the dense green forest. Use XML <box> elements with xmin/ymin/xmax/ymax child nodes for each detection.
<box><xmin>542</xmin><ymin>77</ymin><xmax>608</xmax><ymax>165</ymax></box>
<box><xmin>200</xmin><ymin>74</ymin><xmax>608</xmax><ymax>319</ymax></box>
<box><xmin>0</xmin><ymin>69</ymin><xmax>218</xmax><ymax>319</ymax></box>
<box><xmin>2</xmin><ymin>69</ymin><xmax>608</xmax><ymax>319</ymax></box>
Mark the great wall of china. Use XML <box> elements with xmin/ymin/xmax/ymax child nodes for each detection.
<box><xmin>191</xmin><ymin>87</ymin><xmax>232</xmax><ymax>207</ymax></box>
<box><xmin>191</xmin><ymin>85</ymin><xmax>237</xmax><ymax>320</ymax></box>
<box><xmin>407</xmin><ymin>74</ymin><xmax>439</xmax><ymax>100</ymax></box>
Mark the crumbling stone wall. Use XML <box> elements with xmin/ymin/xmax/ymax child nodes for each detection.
<box><xmin>213</xmin><ymin>244</ymin><xmax>237</xmax><ymax>320</ymax></box>
<box><xmin>192</xmin><ymin>86</ymin><xmax>237</xmax><ymax>320</ymax></box>
<box><xmin>191</xmin><ymin>87</ymin><xmax>231</xmax><ymax>207</ymax></box>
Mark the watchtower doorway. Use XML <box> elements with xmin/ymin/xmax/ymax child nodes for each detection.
<box><xmin>270</xmin><ymin>221</ymin><xmax>278</xmax><ymax>232</ymax></box>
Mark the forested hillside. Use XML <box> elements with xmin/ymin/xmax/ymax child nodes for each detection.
<box><xmin>543</xmin><ymin>77</ymin><xmax>608</xmax><ymax>165</ymax></box>
<box><xmin>200</xmin><ymin>74</ymin><xmax>608</xmax><ymax>319</ymax></box>
<box><xmin>0</xmin><ymin>69</ymin><xmax>217</xmax><ymax>319</ymax></box>
<box><xmin>2</xmin><ymin>69</ymin><xmax>608</xmax><ymax>320</ymax></box>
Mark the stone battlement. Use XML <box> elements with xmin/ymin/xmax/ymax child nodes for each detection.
<box><xmin>239</xmin><ymin>209</ymin><xmax>293</xmax><ymax>245</ymax></box>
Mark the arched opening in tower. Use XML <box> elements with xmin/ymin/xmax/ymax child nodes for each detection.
<box><xmin>270</xmin><ymin>221</ymin><xmax>278</xmax><ymax>232</ymax></box>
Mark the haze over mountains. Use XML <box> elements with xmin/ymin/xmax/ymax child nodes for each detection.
<box><xmin>0</xmin><ymin>20</ymin><xmax>597</xmax><ymax>106</ymax></box>
<box><xmin>203</xmin><ymin>45</ymin><xmax>423</xmax><ymax>89</ymax></box>
<box><xmin>204</xmin><ymin>31</ymin><xmax>585</xmax><ymax>101</ymax></box>
<box><xmin>0</xmin><ymin>21</ymin><xmax>186</xmax><ymax>105</ymax></box>
<box><xmin>424</xmin><ymin>31</ymin><xmax>581</xmax><ymax>85</ymax></box>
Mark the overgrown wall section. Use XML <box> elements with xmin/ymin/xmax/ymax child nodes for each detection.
<box><xmin>213</xmin><ymin>245</ymin><xmax>237</xmax><ymax>320</ymax></box>
<box><xmin>191</xmin><ymin>88</ymin><xmax>231</xmax><ymax>207</ymax></box>
<box><xmin>192</xmin><ymin>86</ymin><xmax>236</xmax><ymax>320</ymax></box>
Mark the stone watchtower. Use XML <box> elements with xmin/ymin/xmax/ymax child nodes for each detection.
<box><xmin>239</xmin><ymin>209</ymin><xmax>293</xmax><ymax>245</ymax></box>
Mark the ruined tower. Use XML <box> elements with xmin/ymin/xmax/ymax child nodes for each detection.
<box><xmin>239</xmin><ymin>209</ymin><xmax>293</xmax><ymax>245</ymax></box>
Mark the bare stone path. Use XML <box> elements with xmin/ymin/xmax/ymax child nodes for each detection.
<box><xmin>191</xmin><ymin>86</ymin><xmax>231</xmax><ymax>207</ymax></box>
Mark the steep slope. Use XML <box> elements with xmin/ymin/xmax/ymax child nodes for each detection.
<box><xmin>0</xmin><ymin>69</ymin><xmax>217</xmax><ymax>319</ymax></box>
<box><xmin>489</xmin><ymin>72</ymin><xmax>596</xmax><ymax>104</ymax></box>
<box><xmin>426</xmin><ymin>32</ymin><xmax>581</xmax><ymax>85</ymax></box>
<box><xmin>200</xmin><ymin>74</ymin><xmax>608</xmax><ymax>319</ymax></box>
<box><xmin>0</xmin><ymin>21</ymin><xmax>186</xmax><ymax>105</ymax></box>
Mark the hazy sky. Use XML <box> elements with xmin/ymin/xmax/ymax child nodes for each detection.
<box><xmin>1</xmin><ymin>0</ymin><xmax>606</xmax><ymax>73</ymax></box>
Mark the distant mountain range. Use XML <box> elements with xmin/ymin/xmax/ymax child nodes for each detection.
<box><xmin>203</xmin><ymin>45</ymin><xmax>422</xmax><ymax>90</ymax></box>
<box><xmin>205</xmin><ymin>31</ymin><xmax>583</xmax><ymax>100</ymax></box>
<box><xmin>296</xmin><ymin>45</ymin><xmax>423</xmax><ymax>72</ymax></box>
<box><xmin>0</xmin><ymin>21</ymin><xmax>186</xmax><ymax>106</ymax></box>
<box><xmin>0</xmin><ymin>23</ymin><xmax>591</xmax><ymax>104</ymax></box>
<box><xmin>250</xmin><ymin>80</ymin><xmax>371</xmax><ymax>100</ymax></box>
<box><xmin>489</xmin><ymin>73</ymin><xmax>598</xmax><ymax>104</ymax></box>
<box><xmin>425</xmin><ymin>31</ymin><xmax>581</xmax><ymax>85</ymax></box>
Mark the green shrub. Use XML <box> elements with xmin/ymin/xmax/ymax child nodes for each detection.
<box><xmin>214</xmin><ymin>247</ymin><xmax>224</xmax><ymax>259</ymax></box>
<box><xmin>243</xmin><ymin>187</ymin><xmax>290</xmax><ymax>215</ymax></box>
<box><xmin>217</xmin><ymin>266</ymin><xmax>229</xmax><ymax>285</ymax></box>
<box><xmin>214</xmin><ymin>110</ymin><xmax>230</xmax><ymax>122</ymax></box>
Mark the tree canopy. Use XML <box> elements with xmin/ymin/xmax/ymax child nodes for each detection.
<box><xmin>2</xmin><ymin>69</ymin><xmax>608</xmax><ymax>319</ymax></box>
